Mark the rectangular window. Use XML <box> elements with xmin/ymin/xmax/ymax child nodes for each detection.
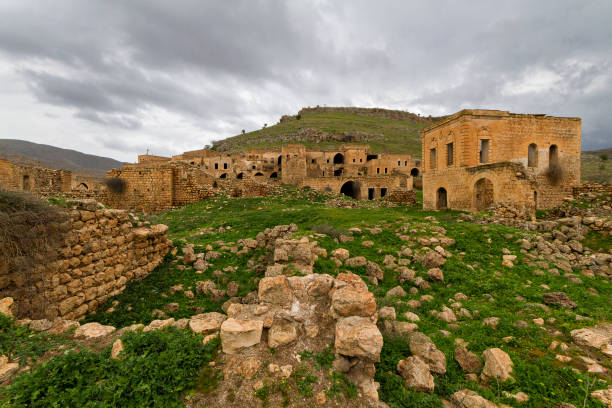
<box><xmin>479</xmin><ymin>140</ymin><xmax>489</xmax><ymax>164</ymax></box>
<box><xmin>214</xmin><ymin>163</ymin><xmax>219</xmax><ymax>169</ymax></box>
<box><xmin>397</xmin><ymin>160</ymin><xmax>401</xmax><ymax>166</ymax></box>
<box><xmin>430</xmin><ymin>148</ymin><xmax>437</xmax><ymax>169</ymax></box>
<box><xmin>381</xmin><ymin>188</ymin><xmax>387</xmax><ymax>197</ymax></box>
<box><xmin>404</xmin><ymin>160</ymin><xmax>407</xmax><ymax>166</ymax></box>
<box><xmin>447</xmin><ymin>143</ymin><xmax>454</xmax><ymax>165</ymax></box>
<box><xmin>311</xmin><ymin>159</ymin><xmax>316</xmax><ymax>164</ymax></box>
<box><xmin>368</xmin><ymin>188</ymin><xmax>374</xmax><ymax>200</ymax></box>
<box><xmin>223</xmin><ymin>163</ymin><xmax>228</xmax><ymax>169</ymax></box>
<box><xmin>377</xmin><ymin>168</ymin><xmax>380</xmax><ymax>174</ymax></box>
<box><xmin>353</xmin><ymin>158</ymin><xmax>356</xmax><ymax>163</ymax></box>
<box><xmin>385</xmin><ymin>168</ymin><xmax>388</xmax><ymax>174</ymax></box>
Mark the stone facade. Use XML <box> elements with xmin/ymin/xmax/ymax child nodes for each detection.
<box><xmin>102</xmin><ymin>143</ymin><xmax>419</xmax><ymax>212</ymax></box>
<box><xmin>0</xmin><ymin>201</ymin><xmax>171</xmax><ymax>320</ymax></box>
<box><xmin>0</xmin><ymin>158</ymin><xmax>71</xmax><ymax>194</ymax></box>
<box><xmin>421</xmin><ymin>110</ymin><xmax>581</xmax><ymax>217</ymax></box>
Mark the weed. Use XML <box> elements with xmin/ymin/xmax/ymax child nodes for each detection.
<box><xmin>291</xmin><ymin>365</ymin><xmax>317</xmax><ymax>398</ymax></box>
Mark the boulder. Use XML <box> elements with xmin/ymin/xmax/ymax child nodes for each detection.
<box><xmin>378</xmin><ymin>306</ymin><xmax>396</xmax><ymax>321</ymax></box>
<box><xmin>366</xmin><ymin>261</ymin><xmax>384</xmax><ymax>280</ymax></box>
<box><xmin>345</xmin><ymin>256</ymin><xmax>367</xmax><ymax>267</ymax></box>
<box><xmin>397</xmin><ymin>356</ymin><xmax>434</xmax><ymax>393</ymax></box>
<box><xmin>454</xmin><ymin>346</ymin><xmax>481</xmax><ymax>373</ymax></box>
<box><xmin>258</xmin><ymin>276</ymin><xmax>292</xmax><ymax>306</ymax></box>
<box><xmin>220</xmin><ymin>318</ymin><xmax>263</xmax><ymax>354</ymax></box>
<box><xmin>427</xmin><ymin>268</ymin><xmax>444</xmax><ymax>282</ymax></box>
<box><xmin>335</xmin><ymin>316</ymin><xmax>383</xmax><ymax>362</ymax></box>
<box><xmin>189</xmin><ymin>312</ymin><xmax>227</xmax><ymax>334</ymax></box>
<box><xmin>268</xmin><ymin>317</ymin><xmax>298</xmax><ymax>348</ymax></box>
<box><xmin>193</xmin><ymin>259</ymin><xmax>208</xmax><ymax>271</ymax></box>
<box><xmin>423</xmin><ymin>251</ymin><xmax>446</xmax><ymax>268</ymax></box>
<box><xmin>591</xmin><ymin>387</ymin><xmax>612</xmax><ymax>408</ymax></box>
<box><xmin>481</xmin><ymin>348</ymin><xmax>513</xmax><ymax>382</ymax></box>
<box><xmin>0</xmin><ymin>356</ymin><xmax>19</xmax><ymax>382</ymax></box>
<box><xmin>29</xmin><ymin>319</ymin><xmax>53</xmax><ymax>332</ymax></box>
<box><xmin>543</xmin><ymin>292</ymin><xmax>577</xmax><ymax>309</ymax></box>
<box><xmin>143</xmin><ymin>318</ymin><xmax>175</xmax><ymax>332</ymax></box>
<box><xmin>386</xmin><ymin>286</ymin><xmax>407</xmax><ymax>298</ymax></box>
<box><xmin>450</xmin><ymin>389</ymin><xmax>498</xmax><ymax>408</ymax></box>
<box><xmin>409</xmin><ymin>332</ymin><xmax>446</xmax><ymax>374</ymax></box>
<box><xmin>74</xmin><ymin>322</ymin><xmax>116</xmax><ymax>339</ymax></box>
<box><xmin>0</xmin><ymin>298</ymin><xmax>15</xmax><ymax>317</ymax></box>
<box><xmin>571</xmin><ymin>324</ymin><xmax>612</xmax><ymax>350</ymax></box>
<box><xmin>331</xmin><ymin>248</ymin><xmax>350</xmax><ymax>260</ymax></box>
<box><xmin>110</xmin><ymin>339</ymin><xmax>124</xmax><ymax>359</ymax></box>
<box><xmin>330</xmin><ymin>287</ymin><xmax>376</xmax><ymax>318</ymax></box>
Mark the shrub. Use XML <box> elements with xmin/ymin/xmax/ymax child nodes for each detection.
<box><xmin>0</xmin><ymin>191</ymin><xmax>67</xmax><ymax>316</ymax></box>
<box><xmin>104</xmin><ymin>177</ymin><xmax>126</xmax><ymax>194</ymax></box>
<box><xmin>1</xmin><ymin>327</ymin><xmax>219</xmax><ymax>407</ymax></box>
<box><xmin>544</xmin><ymin>163</ymin><xmax>564</xmax><ymax>185</ymax></box>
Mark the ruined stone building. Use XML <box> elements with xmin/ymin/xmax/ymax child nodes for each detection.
<box><xmin>0</xmin><ymin>158</ymin><xmax>72</xmax><ymax>194</ymax></box>
<box><xmin>104</xmin><ymin>144</ymin><xmax>420</xmax><ymax>212</ymax></box>
<box><xmin>421</xmin><ymin>109</ymin><xmax>581</xmax><ymax>217</ymax></box>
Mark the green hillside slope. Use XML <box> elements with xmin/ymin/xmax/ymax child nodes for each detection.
<box><xmin>211</xmin><ymin>107</ymin><xmax>440</xmax><ymax>157</ymax></box>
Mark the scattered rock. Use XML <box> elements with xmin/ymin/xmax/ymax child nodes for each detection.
<box><xmin>397</xmin><ymin>356</ymin><xmax>434</xmax><ymax>393</ymax></box>
<box><xmin>427</xmin><ymin>268</ymin><xmax>444</xmax><ymax>282</ymax></box>
<box><xmin>75</xmin><ymin>322</ymin><xmax>116</xmax><ymax>339</ymax></box>
<box><xmin>335</xmin><ymin>316</ymin><xmax>383</xmax><ymax>362</ymax></box>
<box><xmin>110</xmin><ymin>339</ymin><xmax>124</xmax><ymax>359</ymax></box>
<box><xmin>454</xmin><ymin>346</ymin><xmax>481</xmax><ymax>373</ymax></box>
<box><xmin>450</xmin><ymin>389</ymin><xmax>498</xmax><ymax>408</ymax></box>
<box><xmin>481</xmin><ymin>348</ymin><xmax>513</xmax><ymax>382</ymax></box>
<box><xmin>386</xmin><ymin>286</ymin><xmax>407</xmax><ymax>298</ymax></box>
<box><xmin>543</xmin><ymin>292</ymin><xmax>577</xmax><ymax>309</ymax></box>
<box><xmin>409</xmin><ymin>332</ymin><xmax>446</xmax><ymax>374</ymax></box>
<box><xmin>0</xmin><ymin>298</ymin><xmax>15</xmax><ymax>317</ymax></box>
<box><xmin>220</xmin><ymin>318</ymin><xmax>263</xmax><ymax>354</ymax></box>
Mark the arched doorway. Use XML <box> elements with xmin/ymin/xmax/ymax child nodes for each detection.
<box><xmin>436</xmin><ymin>188</ymin><xmax>447</xmax><ymax>210</ymax></box>
<box><xmin>76</xmin><ymin>182</ymin><xmax>89</xmax><ymax>191</ymax></box>
<box><xmin>474</xmin><ymin>178</ymin><xmax>494</xmax><ymax>211</ymax></box>
<box><xmin>270</xmin><ymin>172</ymin><xmax>278</xmax><ymax>178</ymax></box>
<box><xmin>236</xmin><ymin>173</ymin><xmax>243</xmax><ymax>179</ymax></box>
<box><xmin>219</xmin><ymin>173</ymin><xmax>227</xmax><ymax>179</ymax></box>
<box><xmin>410</xmin><ymin>168</ymin><xmax>419</xmax><ymax>177</ymax></box>
<box><xmin>340</xmin><ymin>181</ymin><xmax>359</xmax><ymax>199</ymax></box>
<box><xmin>277</xmin><ymin>156</ymin><xmax>282</xmax><ymax>166</ymax></box>
<box><xmin>333</xmin><ymin>153</ymin><xmax>344</xmax><ymax>164</ymax></box>
<box><xmin>254</xmin><ymin>172</ymin><xmax>264</xmax><ymax>177</ymax></box>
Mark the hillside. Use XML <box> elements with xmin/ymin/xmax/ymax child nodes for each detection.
<box><xmin>582</xmin><ymin>148</ymin><xmax>611</xmax><ymax>183</ymax></box>
<box><xmin>0</xmin><ymin>139</ymin><xmax>123</xmax><ymax>178</ymax></box>
<box><xmin>211</xmin><ymin>107</ymin><xmax>440</xmax><ymax>157</ymax></box>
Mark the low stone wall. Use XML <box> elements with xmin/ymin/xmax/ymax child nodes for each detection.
<box><xmin>0</xmin><ymin>200</ymin><xmax>171</xmax><ymax>320</ymax></box>
<box><xmin>386</xmin><ymin>189</ymin><xmax>417</xmax><ymax>204</ymax></box>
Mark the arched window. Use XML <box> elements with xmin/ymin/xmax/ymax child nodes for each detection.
<box><xmin>333</xmin><ymin>153</ymin><xmax>344</xmax><ymax>164</ymax></box>
<box><xmin>528</xmin><ymin>144</ymin><xmax>538</xmax><ymax>167</ymax></box>
<box><xmin>549</xmin><ymin>145</ymin><xmax>558</xmax><ymax>166</ymax></box>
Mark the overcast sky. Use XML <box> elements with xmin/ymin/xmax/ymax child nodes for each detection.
<box><xmin>0</xmin><ymin>1</ymin><xmax>610</xmax><ymax>162</ymax></box>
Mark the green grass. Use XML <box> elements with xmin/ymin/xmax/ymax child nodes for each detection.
<box><xmin>0</xmin><ymin>315</ymin><xmax>74</xmax><ymax>367</ymax></box>
<box><xmin>4</xmin><ymin>185</ymin><xmax>611</xmax><ymax>407</ymax></box>
<box><xmin>1</xmin><ymin>327</ymin><xmax>219</xmax><ymax>408</ymax></box>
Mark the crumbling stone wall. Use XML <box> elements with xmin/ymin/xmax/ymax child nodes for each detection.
<box><xmin>104</xmin><ymin>167</ymin><xmax>174</xmax><ymax>212</ymax></box>
<box><xmin>0</xmin><ymin>201</ymin><xmax>171</xmax><ymax>320</ymax></box>
<box><xmin>0</xmin><ymin>158</ymin><xmax>71</xmax><ymax>194</ymax></box>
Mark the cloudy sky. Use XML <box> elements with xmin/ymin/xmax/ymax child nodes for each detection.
<box><xmin>0</xmin><ymin>0</ymin><xmax>610</xmax><ymax>161</ymax></box>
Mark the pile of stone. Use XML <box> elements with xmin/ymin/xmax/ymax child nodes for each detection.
<box><xmin>219</xmin><ymin>272</ymin><xmax>384</xmax><ymax>403</ymax></box>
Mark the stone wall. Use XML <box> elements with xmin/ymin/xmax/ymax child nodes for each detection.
<box><xmin>0</xmin><ymin>200</ymin><xmax>171</xmax><ymax>320</ymax></box>
<box><xmin>105</xmin><ymin>167</ymin><xmax>175</xmax><ymax>212</ymax></box>
<box><xmin>0</xmin><ymin>158</ymin><xmax>71</xmax><ymax>194</ymax></box>
<box><xmin>421</xmin><ymin>110</ymin><xmax>581</xmax><ymax>214</ymax></box>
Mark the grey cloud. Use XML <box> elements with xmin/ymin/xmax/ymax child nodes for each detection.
<box><xmin>0</xmin><ymin>0</ymin><xmax>610</xmax><ymax>160</ymax></box>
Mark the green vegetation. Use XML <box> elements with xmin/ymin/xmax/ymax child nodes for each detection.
<box><xmin>211</xmin><ymin>109</ymin><xmax>434</xmax><ymax>156</ymax></box>
<box><xmin>582</xmin><ymin>149</ymin><xmax>612</xmax><ymax>183</ymax></box>
<box><xmin>1</xmin><ymin>327</ymin><xmax>219</xmax><ymax>407</ymax></box>
<box><xmin>0</xmin><ymin>315</ymin><xmax>73</xmax><ymax>367</ymax></box>
<box><xmin>3</xmin><ymin>184</ymin><xmax>610</xmax><ymax>407</ymax></box>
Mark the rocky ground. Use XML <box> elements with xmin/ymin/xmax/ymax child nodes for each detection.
<box><xmin>0</xmin><ymin>186</ymin><xmax>610</xmax><ymax>407</ymax></box>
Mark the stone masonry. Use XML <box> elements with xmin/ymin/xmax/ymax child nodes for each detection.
<box><xmin>0</xmin><ymin>200</ymin><xmax>171</xmax><ymax>320</ymax></box>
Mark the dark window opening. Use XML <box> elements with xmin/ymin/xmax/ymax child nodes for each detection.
<box><xmin>270</xmin><ymin>172</ymin><xmax>278</xmax><ymax>178</ymax></box>
<box><xmin>334</xmin><ymin>168</ymin><xmax>343</xmax><ymax>176</ymax></box>
<box><xmin>447</xmin><ymin>142</ymin><xmax>454</xmax><ymax>165</ymax></box>
<box><xmin>479</xmin><ymin>139</ymin><xmax>489</xmax><ymax>164</ymax></box>
<box><xmin>333</xmin><ymin>153</ymin><xmax>344</xmax><ymax>164</ymax></box>
<box><xmin>254</xmin><ymin>172</ymin><xmax>264</xmax><ymax>177</ymax></box>
<box><xmin>528</xmin><ymin>143</ymin><xmax>538</xmax><ymax>167</ymax></box>
<box><xmin>368</xmin><ymin>188</ymin><xmax>374</xmax><ymax>200</ymax></box>
<box><xmin>340</xmin><ymin>181</ymin><xmax>359</xmax><ymax>199</ymax></box>
<box><xmin>380</xmin><ymin>188</ymin><xmax>387</xmax><ymax>197</ymax></box>
<box><xmin>377</xmin><ymin>168</ymin><xmax>380</xmax><ymax>174</ymax></box>
<box><xmin>430</xmin><ymin>148</ymin><xmax>437</xmax><ymax>169</ymax></box>
<box><xmin>436</xmin><ymin>187</ymin><xmax>447</xmax><ymax>209</ymax></box>
<box><xmin>410</xmin><ymin>168</ymin><xmax>419</xmax><ymax>177</ymax></box>
<box><xmin>366</xmin><ymin>154</ymin><xmax>378</xmax><ymax>161</ymax></box>
<box><xmin>219</xmin><ymin>173</ymin><xmax>227</xmax><ymax>179</ymax></box>
<box><xmin>384</xmin><ymin>168</ymin><xmax>388</xmax><ymax>174</ymax></box>
<box><xmin>236</xmin><ymin>173</ymin><xmax>243</xmax><ymax>179</ymax></box>
<box><xmin>214</xmin><ymin>163</ymin><xmax>219</xmax><ymax>169</ymax></box>
<box><xmin>549</xmin><ymin>144</ymin><xmax>559</xmax><ymax>166</ymax></box>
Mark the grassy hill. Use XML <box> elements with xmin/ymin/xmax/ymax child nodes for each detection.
<box><xmin>0</xmin><ymin>139</ymin><xmax>123</xmax><ymax>178</ymax></box>
<box><xmin>211</xmin><ymin>107</ymin><xmax>440</xmax><ymax>157</ymax></box>
<box><xmin>582</xmin><ymin>148</ymin><xmax>611</xmax><ymax>183</ymax></box>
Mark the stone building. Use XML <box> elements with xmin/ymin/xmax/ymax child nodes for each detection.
<box><xmin>421</xmin><ymin>109</ymin><xmax>581</xmax><ymax>217</ymax></box>
<box><xmin>0</xmin><ymin>158</ymin><xmax>71</xmax><ymax>193</ymax></box>
<box><xmin>103</xmin><ymin>144</ymin><xmax>419</xmax><ymax>212</ymax></box>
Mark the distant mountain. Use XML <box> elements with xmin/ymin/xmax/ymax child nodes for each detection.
<box><xmin>0</xmin><ymin>139</ymin><xmax>123</xmax><ymax>178</ymax></box>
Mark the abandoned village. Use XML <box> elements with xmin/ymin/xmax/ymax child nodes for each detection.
<box><xmin>0</xmin><ymin>105</ymin><xmax>611</xmax><ymax>408</ymax></box>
